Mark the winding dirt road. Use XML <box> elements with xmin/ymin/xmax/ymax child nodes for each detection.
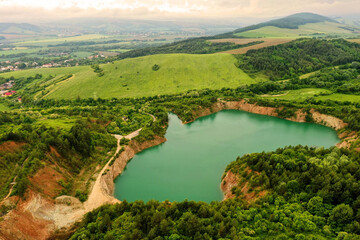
<box><xmin>84</xmin><ymin>134</ymin><xmax>123</xmax><ymax>212</ymax></box>
<box><xmin>84</xmin><ymin>113</ymin><xmax>156</xmax><ymax>211</ymax></box>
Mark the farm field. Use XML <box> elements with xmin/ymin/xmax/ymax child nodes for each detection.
<box><xmin>0</xmin><ymin>53</ymin><xmax>266</xmax><ymax>99</ymax></box>
<box><xmin>13</xmin><ymin>34</ymin><xmax>111</xmax><ymax>46</ymax></box>
<box><xmin>348</xmin><ymin>39</ymin><xmax>360</xmax><ymax>44</ymax></box>
<box><xmin>235</xmin><ymin>22</ymin><xmax>355</xmax><ymax>38</ymax></box>
<box><xmin>211</xmin><ymin>38</ymin><xmax>292</xmax><ymax>54</ymax></box>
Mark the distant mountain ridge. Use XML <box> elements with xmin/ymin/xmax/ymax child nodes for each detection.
<box><xmin>0</xmin><ymin>23</ymin><xmax>41</xmax><ymax>34</ymax></box>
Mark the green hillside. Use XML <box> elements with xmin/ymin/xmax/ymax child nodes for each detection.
<box><xmin>0</xmin><ymin>53</ymin><xmax>265</xmax><ymax>99</ymax></box>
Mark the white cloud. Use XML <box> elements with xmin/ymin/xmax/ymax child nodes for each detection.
<box><xmin>0</xmin><ymin>0</ymin><xmax>359</xmax><ymax>21</ymax></box>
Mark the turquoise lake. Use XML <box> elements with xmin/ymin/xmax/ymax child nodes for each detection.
<box><xmin>114</xmin><ymin>110</ymin><xmax>339</xmax><ymax>203</ymax></box>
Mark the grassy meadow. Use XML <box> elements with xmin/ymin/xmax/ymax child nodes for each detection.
<box><xmin>314</xmin><ymin>93</ymin><xmax>360</xmax><ymax>103</ymax></box>
<box><xmin>0</xmin><ymin>53</ymin><xmax>265</xmax><ymax>99</ymax></box>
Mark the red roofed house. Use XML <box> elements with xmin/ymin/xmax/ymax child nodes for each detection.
<box><xmin>3</xmin><ymin>91</ymin><xmax>16</xmax><ymax>96</ymax></box>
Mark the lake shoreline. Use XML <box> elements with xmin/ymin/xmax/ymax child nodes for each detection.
<box><xmin>187</xmin><ymin>99</ymin><xmax>351</xmax><ymax>148</ymax></box>
<box><xmin>46</xmin><ymin>99</ymin><xmax>349</xmax><ymax>237</ymax></box>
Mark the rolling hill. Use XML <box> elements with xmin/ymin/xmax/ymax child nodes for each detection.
<box><xmin>0</xmin><ymin>53</ymin><xmax>265</xmax><ymax>99</ymax></box>
<box><xmin>234</xmin><ymin>12</ymin><xmax>335</xmax><ymax>33</ymax></box>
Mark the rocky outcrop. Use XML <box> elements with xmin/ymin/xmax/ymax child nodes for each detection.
<box><xmin>221</xmin><ymin>169</ymin><xmax>267</xmax><ymax>202</ymax></box>
<box><xmin>221</xmin><ymin>171</ymin><xmax>239</xmax><ymax>200</ymax></box>
<box><xmin>310</xmin><ymin>109</ymin><xmax>347</xmax><ymax>130</ymax></box>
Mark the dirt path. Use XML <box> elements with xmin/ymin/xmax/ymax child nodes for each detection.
<box><xmin>41</xmin><ymin>74</ymin><xmax>75</xmax><ymax>99</ymax></box>
<box><xmin>261</xmin><ymin>91</ymin><xmax>289</xmax><ymax>97</ymax></box>
<box><xmin>145</xmin><ymin>112</ymin><xmax>156</xmax><ymax>122</ymax></box>
<box><xmin>1</xmin><ymin>156</ymin><xmax>31</xmax><ymax>204</ymax></box>
<box><xmin>0</xmin><ymin>176</ymin><xmax>17</xmax><ymax>204</ymax></box>
<box><xmin>84</xmin><ymin>134</ymin><xmax>122</xmax><ymax>212</ymax></box>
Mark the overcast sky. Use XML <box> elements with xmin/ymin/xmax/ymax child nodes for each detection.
<box><xmin>0</xmin><ymin>0</ymin><xmax>359</xmax><ymax>22</ymax></box>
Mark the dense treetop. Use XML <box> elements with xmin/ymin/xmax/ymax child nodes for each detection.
<box><xmin>236</xmin><ymin>39</ymin><xmax>360</xmax><ymax>80</ymax></box>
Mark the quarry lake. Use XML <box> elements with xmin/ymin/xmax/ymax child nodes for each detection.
<box><xmin>114</xmin><ymin>110</ymin><xmax>339</xmax><ymax>203</ymax></box>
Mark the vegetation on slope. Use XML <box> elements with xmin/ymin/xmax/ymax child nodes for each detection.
<box><xmin>0</xmin><ymin>112</ymin><xmax>116</xmax><ymax>199</ymax></box>
<box><xmin>116</xmin><ymin>38</ymin><xmax>262</xmax><ymax>59</ymax></box>
<box><xmin>236</xmin><ymin>39</ymin><xmax>360</xmax><ymax>80</ymax></box>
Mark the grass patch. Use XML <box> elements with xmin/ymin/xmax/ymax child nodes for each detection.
<box><xmin>36</xmin><ymin>118</ymin><xmax>77</xmax><ymax>130</ymax></box>
<box><xmin>315</xmin><ymin>93</ymin><xmax>360</xmax><ymax>103</ymax></box>
<box><xmin>261</xmin><ymin>88</ymin><xmax>332</xmax><ymax>101</ymax></box>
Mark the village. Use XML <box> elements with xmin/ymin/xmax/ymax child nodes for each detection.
<box><xmin>0</xmin><ymin>53</ymin><xmax>107</xmax><ymax>73</ymax></box>
<box><xmin>0</xmin><ymin>79</ymin><xmax>21</xmax><ymax>102</ymax></box>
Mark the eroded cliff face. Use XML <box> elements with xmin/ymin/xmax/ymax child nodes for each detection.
<box><xmin>101</xmin><ymin>137</ymin><xmax>166</xmax><ymax>197</ymax></box>
<box><xmin>221</xmin><ymin>169</ymin><xmax>267</xmax><ymax>203</ymax></box>
<box><xmin>191</xmin><ymin>100</ymin><xmax>347</xmax><ymax>131</ymax></box>
<box><xmin>221</xmin><ymin>171</ymin><xmax>239</xmax><ymax>200</ymax></box>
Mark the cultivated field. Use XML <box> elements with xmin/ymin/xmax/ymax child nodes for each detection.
<box><xmin>261</xmin><ymin>88</ymin><xmax>332</xmax><ymax>101</ymax></box>
<box><xmin>235</xmin><ymin>22</ymin><xmax>355</xmax><ymax>38</ymax></box>
<box><xmin>0</xmin><ymin>53</ymin><xmax>266</xmax><ymax>99</ymax></box>
<box><xmin>210</xmin><ymin>38</ymin><xmax>292</xmax><ymax>54</ymax></box>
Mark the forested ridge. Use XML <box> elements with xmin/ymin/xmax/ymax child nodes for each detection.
<box><xmin>116</xmin><ymin>38</ymin><xmax>262</xmax><ymax>60</ymax></box>
<box><xmin>236</xmin><ymin>39</ymin><xmax>360</xmax><ymax>80</ymax></box>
